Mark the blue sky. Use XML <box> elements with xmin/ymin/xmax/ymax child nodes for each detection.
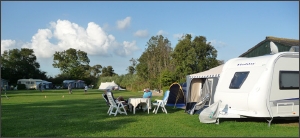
<box><xmin>1</xmin><ymin>1</ymin><xmax>299</xmax><ymax>77</ymax></box>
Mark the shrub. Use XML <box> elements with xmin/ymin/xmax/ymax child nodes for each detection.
<box><xmin>17</xmin><ymin>84</ymin><xmax>26</xmax><ymax>90</ymax></box>
<box><xmin>162</xmin><ymin>86</ymin><xmax>170</xmax><ymax>92</ymax></box>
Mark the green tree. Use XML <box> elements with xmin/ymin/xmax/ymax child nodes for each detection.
<box><xmin>126</xmin><ymin>58</ymin><xmax>137</xmax><ymax>75</ymax></box>
<box><xmin>90</xmin><ymin>64</ymin><xmax>102</xmax><ymax>78</ymax></box>
<box><xmin>1</xmin><ymin>48</ymin><xmax>47</xmax><ymax>85</ymax></box>
<box><xmin>136</xmin><ymin>35</ymin><xmax>173</xmax><ymax>89</ymax></box>
<box><xmin>136</xmin><ymin>51</ymin><xmax>148</xmax><ymax>81</ymax></box>
<box><xmin>48</xmin><ymin>73</ymin><xmax>69</xmax><ymax>86</ymax></box>
<box><xmin>84</xmin><ymin>64</ymin><xmax>102</xmax><ymax>85</ymax></box>
<box><xmin>101</xmin><ymin>66</ymin><xmax>116</xmax><ymax>77</ymax></box>
<box><xmin>52</xmin><ymin>48</ymin><xmax>90</xmax><ymax>79</ymax></box>
<box><xmin>159</xmin><ymin>69</ymin><xmax>176</xmax><ymax>87</ymax></box>
<box><xmin>171</xmin><ymin>34</ymin><xmax>219</xmax><ymax>82</ymax></box>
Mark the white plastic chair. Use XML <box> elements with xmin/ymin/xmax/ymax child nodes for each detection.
<box><xmin>152</xmin><ymin>90</ymin><xmax>170</xmax><ymax>114</ymax></box>
<box><xmin>106</xmin><ymin>92</ymin><xmax>127</xmax><ymax>116</ymax></box>
<box><xmin>102</xmin><ymin>93</ymin><xmax>110</xmax><ymax>107</ymax></box>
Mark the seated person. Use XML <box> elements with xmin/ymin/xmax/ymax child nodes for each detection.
<box><xmin>143</xmin><ymin>88</ymin><xmax>152</xmax><ymax>98</ymax></box>
<box><xmin>139</xmin><ymin>88</ymin><xmax>152</xmax><ymax>110</ymax></box>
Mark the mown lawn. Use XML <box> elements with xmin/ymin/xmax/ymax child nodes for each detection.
<box><xmin>1</xmin><ymin>89</ymin><xmax>299</xmax><ymax>137</ymax></box>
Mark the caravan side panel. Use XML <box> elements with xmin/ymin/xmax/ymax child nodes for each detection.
<box><xmin>269</xmin><ymin>56</ymin><xmax>299</xmax><ymax>117</ymax></box>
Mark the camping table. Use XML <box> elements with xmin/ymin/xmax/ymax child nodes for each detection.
<box><xmin>128</xmin><ymin>98</ymin><xmax>151</xmax><ymax>114</ymax></box>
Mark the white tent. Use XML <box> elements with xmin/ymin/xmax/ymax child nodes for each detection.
<box><xmin>98</xmin><ymin>81</ymin><xmax>119</xmax><ymax>90</ymax></box>
<box><xmin>185</xmin><ymin>64</ymin><xmax>224</xmax><ymax>114</ymax></box>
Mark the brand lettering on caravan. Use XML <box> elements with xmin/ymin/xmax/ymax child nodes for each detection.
<box><xmin>237</xmin><ymin>63</ymin><xmax>255</xmax><ymax>66</ymax></box>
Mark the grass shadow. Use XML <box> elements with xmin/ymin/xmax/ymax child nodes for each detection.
<box><xmin>218</xmin><ymin>117</ymin><xmax>299</xmax><ymax>127</ymax></box>
<box><xmin>1</xmin><ymin>93</ymin><xmax>139</xmax><ymax>137</ymax></box>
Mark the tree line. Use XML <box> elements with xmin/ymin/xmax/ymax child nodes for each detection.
<box><xmin>1</xmin><ymin>34</ymin><xmax>223</xmax><ymax>90</ymax></box>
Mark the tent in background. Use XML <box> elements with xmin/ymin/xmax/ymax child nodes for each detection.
<box><xmin>185</xmin><ymin>64</ymin><xmax>223</xmax><ymax>114</ymax></box>
<box><xmin>166</xmin><ymin>82</ymin><xmax>185</xmax><ymax>109</ymax></box>
<box><xmin>98</xmin><ymin>81</ymin><xmax>121</xmax><ymax>90</ymax></box>
<box><xmin>42</xmin><ymin>80</ymin><xmax>53</xmax><ymax>89</ymax></box>
<box><xmin>63</xmin><ymin>80</ymin><xmax>75</xmax><ymax>89</ymax></box>
<box><xmin>63</xmin><ymin>80</ymin><xmax>86</xmax><ymax>89</ymax></box>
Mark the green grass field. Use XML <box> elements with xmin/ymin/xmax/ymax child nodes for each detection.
<box><xmin>1</xmin><ymin>89</ymin><xmax>299</xmax><ymax>137</ymax></box>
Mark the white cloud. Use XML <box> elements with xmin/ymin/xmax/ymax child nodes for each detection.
<box><xmin>116</xmin><ymin>17</ymin><xmax>131</xmax><ymax>30</ymax></box>
<box><xmin>173</xmin><ymin>33</ymin><xmax>196</xmax><ymax>40</ymax></box>
<box><xmin>21</xmin><ymin>29</ymin><xmax>58</xmax><ymax>58</ymax></box>
<box><xmin>1</xmin><ymin>39</ymin><xmax>16</xmax><ymax>54</ymax></box>
<box><xmin>157</xmin><ymin>30</ymin><xmax>168</xmax><ymax>36</ymax></box>
<box><xmin>2</xmin><ymin>19</ymin><xmax>139</xmax><ymax>58</ymax></box>
<box><xmin>114</xmin><ymin>41</ymin><xmax>139</xmax><ymax>57</ymax></box>
<box><xmin>134</xmin><ymin>30</ymin><xmax>148</xmax><ymax>38</ymax></box>
<box><xmin>209</xmin><ymin>39</ymin><xmax>227</xmax><ymax>48</ymax></box>
<box><xmin>102</xmin><ymin>23</ymin><xmax>110</xmax><ymax>32</ymax></box>
<box><xmin>1</xmin><ymin>19</ymin><xmax>140</xmax><ymax>76</ymax></box>
<box><xmin>173</xmin><ymin>33</ymin><xmax>184</xmax><ymax>40</ymax></box>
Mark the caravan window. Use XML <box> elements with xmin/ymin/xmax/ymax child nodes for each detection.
<box><xmin>229</xmin><ymin>72</ymin><xmax>249</xmax><ymax>89</ymax></box>
<box><xmin>279</xmin><ymin>71</ymin><xmax>299</xmax><ymax>89</ymax></box>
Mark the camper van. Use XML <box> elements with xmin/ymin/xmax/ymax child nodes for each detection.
<box><xmin>211</xmin><ymin>52</ymin><xmax>299</xmax><ymax>124</ymax></box>
<box><xmin>17</xmin><ymin>79</ymin><xmax>43</xmax><ymax>89</ymax></box>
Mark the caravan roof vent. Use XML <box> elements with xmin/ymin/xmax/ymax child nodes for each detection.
<box><xmin>270</xmin><ymin>41</ymin><xmax>278</xmax><ymax>54</ymax></box>
<box><xmin>289</xmin><ymin>46</ymin><xmax>299</xmax><ymax>52</ymax></box>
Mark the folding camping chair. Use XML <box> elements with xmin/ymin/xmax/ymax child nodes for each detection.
<box><xmin>106</xmin><ymin>92</ymin><xmax>128</xmax><ymax>116</ymax></box>
<box><xmin>102</xmin><ymin>93</ymin><xmax>110</xmax><ymax>107</ymax></box>
<box><xmin>152</xmin><ymin>90</ymin><xmax>170</xmax><ymax>114</ymax></box>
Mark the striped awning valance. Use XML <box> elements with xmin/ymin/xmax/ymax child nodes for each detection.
<box><xmin>188</xmin><ymin>64</ymin><xmax>224</xmax><ymax>79</ymax></box>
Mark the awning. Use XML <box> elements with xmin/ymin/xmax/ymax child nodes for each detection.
<box><xmin>189</xmin><ymin>64</ymin><xmax>224</xmax><ymax>78</ymax></box>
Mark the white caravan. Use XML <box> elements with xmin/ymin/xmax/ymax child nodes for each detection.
<box><xmin>17</xmin><ymin>79</ymin><xmax>43</xmax><ymax>89</ymax></box>
<box><xmin>206</xmin><ymin>51</ymin><xmax>299</xmax><ymax>125</ymax></box>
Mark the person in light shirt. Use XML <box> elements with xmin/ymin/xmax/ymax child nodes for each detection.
<box><xmin>143</xmin><ymin>88</ymin><xmax>152</xmax><ymax>98</ymax></box>
<box><xmin>68</xmin><ymin>83</ymin><xmax>72</xmax><ymax>94</ymax></box>
<box><xmin>139</xmin><ymin>88</ymin><xmax>152</xmax><ymax>111</ymax></box>
<box><xmin>84</xmin><ymin>85</ymin><xmax>88</xmax><ymax>94</ymax></box>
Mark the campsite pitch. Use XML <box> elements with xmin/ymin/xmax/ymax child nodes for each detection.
<box><xmin>1</xmin><ymin>89</ymin><xmax>298</xmax><ymax>137</ymax></box>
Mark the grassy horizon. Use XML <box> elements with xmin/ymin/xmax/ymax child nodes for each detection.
<box><xmin>1</xmin><ymin>89</ymin><xmax>299</xmax><ymax>137</ymax></box>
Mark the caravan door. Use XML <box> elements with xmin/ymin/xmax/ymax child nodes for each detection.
<box><xmin>186</xmin><ymin>79</ymin><xmax>203</xmax><ymax>111</ymax></box>
<box><xmin>269</xmin><ymin>56</ymin><xmax>299</xmax><ymax>117</ymax></box>
<box><xmin>208</xmin><ymin>77</ymin><xmax>218</xmax><ymax>105</ymax></box>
